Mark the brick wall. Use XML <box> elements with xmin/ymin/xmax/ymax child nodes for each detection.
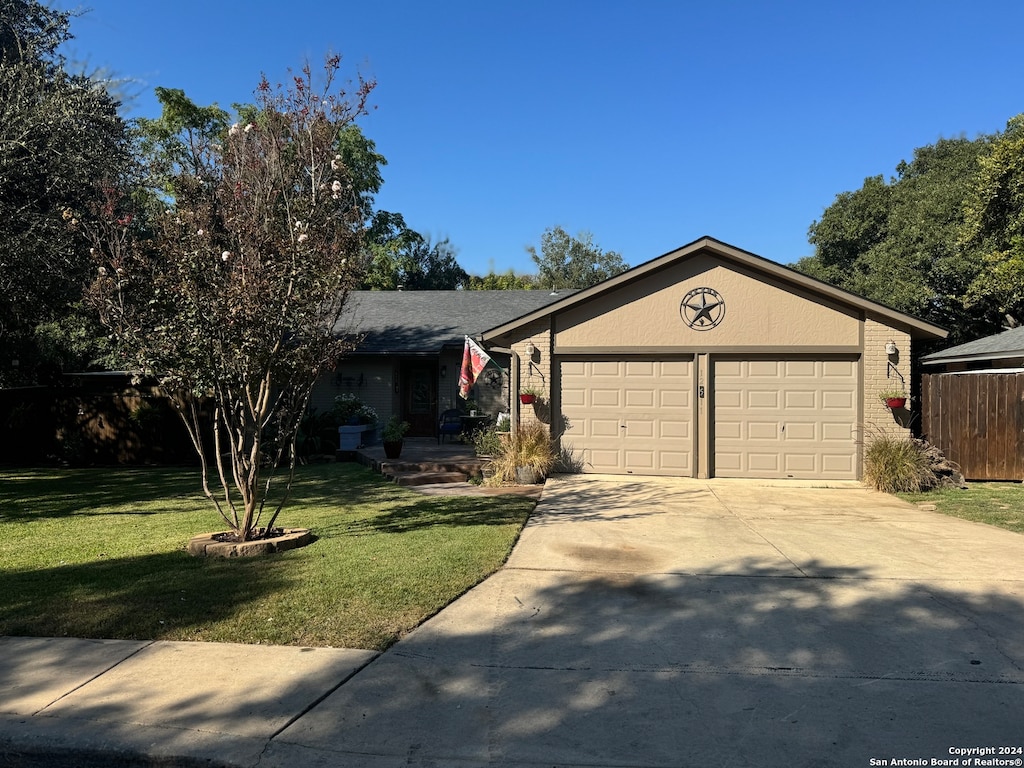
<box><xmin>863</xmin><ymin>316</ymin><xmax>912</xmax><ymax>437</ymax></box>
<box><xmin>509</xmin><ymin>320</ymin><xmax>552</xmax><ymax>431</ymax></box>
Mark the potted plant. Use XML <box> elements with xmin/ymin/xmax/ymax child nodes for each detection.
<box><xmin>879</xmin><ymin>389</ymin><xmax>908</xmax><ymax>409</ymax></box>
<box><xmin>382</xmin><ymin>416</ymin><xmax>410</xmax><ymax>459</ymax></box>
<box><xmin>483</xmin><ymin>421</ymin><xmax>556</xmax><ymax>485</ymax></box>
<box><xmin>519</xmin><ymin>386</ymin><xmax>541</xmax><ymax>405</ymax></box>
<box><xmin>334</xmin><ymin>394</ymin><xmax>379</xmax><ymax>450</ymax></box>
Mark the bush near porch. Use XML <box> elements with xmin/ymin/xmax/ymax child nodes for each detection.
<box><xmin>0</xmin><ymin>463</ymin><xmax>534</xmax><ymax>650</ymax></box>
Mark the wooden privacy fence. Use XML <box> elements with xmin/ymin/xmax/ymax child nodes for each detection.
<box><xmin>921</xmin><ymin>372</ymin><xmax>1024</xmax><ymax>481</ymax></box>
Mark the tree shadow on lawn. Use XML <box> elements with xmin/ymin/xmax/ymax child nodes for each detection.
<box><xmin>336</xmin><ymin>494</ymin><xmax>536</xmax><ymax>536</ymax></box>
<box><xmin>0</xmin><ymin>549</ymin><xmax>291</xmax><ymax>641</ymax></box>
<box><xmin>278</xmin><ymin>463</ymin><xmax>536</xmax><ymax>536</ymax></box>
<box><xmin>0</xmin><ymin>467</ymin><xmax>205</xmax><ymax>522</ymax></box>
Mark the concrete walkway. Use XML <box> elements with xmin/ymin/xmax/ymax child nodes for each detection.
<box><xmin>3</xmin><ymin>475</ymin><xmax>1024</xmax><ymax>766</ymax></box>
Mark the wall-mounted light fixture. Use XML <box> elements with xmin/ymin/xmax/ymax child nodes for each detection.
<box><xmin>885</xmin><ymin>341</ymin><xmax>898</xmax><ymax>355</ymax></box>
<box><xmin>440</xmin><ymin>364</ymin><xmax>447</xmax><ymax>379</ymax></box>
<box><xmin>525</xmin><ymin>341</ymin><xmax>537</xmax><ymax>359</ymax></box>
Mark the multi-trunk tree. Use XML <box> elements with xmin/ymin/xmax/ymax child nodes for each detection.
<box><xmin>85</xmin><ymin>58</ymin><xmax>372</xmax><ymax>540</ymax></box>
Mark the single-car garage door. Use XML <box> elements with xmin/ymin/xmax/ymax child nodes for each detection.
<box><xmin>560</xmin><ymin>358</ymin><xmax>694</xmax><ymax>475</ymax></box>
<box><xmin>713</xmin><ymin>357</ymin><xmax>858</xmax><ymax>479</ymax></box>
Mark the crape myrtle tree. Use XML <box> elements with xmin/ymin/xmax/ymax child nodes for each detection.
<box><xmin>85</xmin><ymin>57</ymin><xmax>373</xmax><ymax>541</ymax></box>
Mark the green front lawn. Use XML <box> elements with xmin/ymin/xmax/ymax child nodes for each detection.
<box><xmin>898</xmin><ymin>482</ymin><xmax>1024</xmax><ymax>534</ymax></box>
<box><xmin>0</xmin><ymin>463</ymin><xmax>534</xmax><ymax>650</ymax></box>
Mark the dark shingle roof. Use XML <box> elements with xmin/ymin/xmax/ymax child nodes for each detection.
<box><xmin>922</xmin><ymin>325</ymin><xmax>1024</xmax><ymax>365</ymax></box>
<box><xmin>335</xmin><ymin>290</ymin><xmax>577</xmax><ymax>354</ymax></box>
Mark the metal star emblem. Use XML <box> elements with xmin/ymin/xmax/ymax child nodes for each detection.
<box><xmin>680</xmin><ymin>287</ymin><xmax>725</xmax><ymax>330</ymax></box>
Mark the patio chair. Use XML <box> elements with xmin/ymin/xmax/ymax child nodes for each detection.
<box><xmin>438</xmin><ymin>409</ymin><xmax>463</xmax><ymax>444</ymax></box>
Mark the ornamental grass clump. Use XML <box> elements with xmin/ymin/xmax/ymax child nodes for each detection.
<box><xmin>485</xmin><ymin>421</ymin><xmax>556</xmax><ymax>485</ymax></box>
<box><xmin>862</xmin><ymin>430</ymin><xmax>934</xmax><ymax>494</ymax></box>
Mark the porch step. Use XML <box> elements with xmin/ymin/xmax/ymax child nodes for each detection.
<box><xmin>388</xmin><ymin>470</ymin><xmax>469</xmax><ymax>486</ymax></box>
<box><xmin>381</xmin><ymin>460</ymin><xmax>481</xmax><ymax>474</ymax></box>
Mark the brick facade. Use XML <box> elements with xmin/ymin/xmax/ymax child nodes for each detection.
<box><xmin>863</xmin><ymin>316</ymin><xmax>912</xmax><ymax>437</ymax></box>
<box><xmin>509</xmin><ymin>320</ymin><xmax>552</xmax><ymax>431</ymax></box>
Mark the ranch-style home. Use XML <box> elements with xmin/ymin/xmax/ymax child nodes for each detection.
<box><xmin>319</xmin><ymin>236</ymin><xmax>947</xmax><ymax>480</ymax></box>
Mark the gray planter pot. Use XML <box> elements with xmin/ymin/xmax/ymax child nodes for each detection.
<box><xmin>515</xmin><ymin>466</ymin><xmax>540</xmax><ymax>485</ymax></box>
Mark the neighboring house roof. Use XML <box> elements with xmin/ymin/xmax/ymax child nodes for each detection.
<box><xmin>482</xmin><ymin>236</ymin><xmax>948</xmax><ymax>343</ymax></box>
<box><xmin>921</xmin><ymin>325</ymin><xmax>1024</xmax><ymax>366</ymax></box>
<box><xmin>336</xmin><ymin>290</ymin><xmax>578</xmax><ymax>355</ymax></box>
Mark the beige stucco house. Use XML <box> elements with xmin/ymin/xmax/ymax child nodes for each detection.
<box><xmin>482</xmin><ymin>237</ymin><xmax>947</xmax><ymax>480</ymax></box>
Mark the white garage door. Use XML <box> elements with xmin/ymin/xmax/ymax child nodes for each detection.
<box><xmin>713</xmin><ymin>357</ymin><xmax>859</xmax><ymax>479</ymax></box>
<box><xmin>560</xmin><ymin>359</ymin><xmax>694</xmax><ymax>475</ymax></box>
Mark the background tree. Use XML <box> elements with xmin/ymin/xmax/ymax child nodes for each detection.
<box><xmin>527</xmin><ymin>226</ymin><xmax>628</xmax><ymax>289</ymax></box>
<box><xmin>465</xmin><ymin>269</ymin><xmax>537</xmax><ymax>290</ymax></box>
<box><xmin>795</xmin><ymin>136</ymin><xmax>992</xmax><ymax>344</ymax></box>
<box><xmin>962</xmin><ymin>115</ymin><xmax>1024</xmax><ymax>327</ymax></box>
<box><xmin>0</xmin><ymin>0</ymin><xmax>131</xmax><ymax>383</ymax></box>
<box><xmin>361</xmin><ymin>211</ymin><xmax>468</xmax><ymax>289</ymax></box>
<box><xmin>86</xmin><ymin>57</ymin><xmax>372</xmax><ymax>541</ymax></box>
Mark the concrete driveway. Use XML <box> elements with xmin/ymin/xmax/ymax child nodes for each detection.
<box><xmin>267</xmin><ymin>475</ymin><xmax>1024</xmax><ymax>767</ymax></box>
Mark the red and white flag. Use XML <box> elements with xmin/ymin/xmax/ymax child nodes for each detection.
<box><xmin>459</xmin><ymin>336</ymin><xmax>492</xmax><ymax>399</ymax></box>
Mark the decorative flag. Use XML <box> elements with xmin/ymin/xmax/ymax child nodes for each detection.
<box><xmin>459</xmin><ymin>336</ymin><xmax>492</xmax><ymax>399</ymax></box>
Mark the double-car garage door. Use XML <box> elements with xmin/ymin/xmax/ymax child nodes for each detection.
<box><xmin>560</xmin><ymin>356</ymin><xmax>858</xmax><ymax>479</ymax></box>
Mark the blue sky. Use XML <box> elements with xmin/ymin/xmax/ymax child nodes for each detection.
<box><xmin>59</xmin><ymin>0</ymin><xmax>1024</xmax><ymax>277</ymax></box>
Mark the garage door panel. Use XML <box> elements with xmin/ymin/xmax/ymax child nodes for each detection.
<box><xmin>659</xmin><ymin>419</ymin><xmax>690</xmax><ymax>439</ymax></box>
<box><xmin>624</xmin><ymin>450</ymin><xmax>656</xmax><ymax>469</ymax></box>
<box><xmin>784</xmin><ymin>390</ymin><xmax>817</xmax><ymax>408</ymax></box>
<box><xmin>660</xmin><ymin>390</ymin><xmax>690</xmax><ymax>408</ymax></box>
<box><xmin>823</xmin><ymin>454</ymin><xmax>855</xmax><ymax>473</ymax></box>
<box><xmin>658</xmin><ymin>452</ymin><xmax>691</xmax><ymax>471</ymax></box>
<box><xmin>785</xmin><ymin>360</ymin><xmax>817</xmax><ymax>377</ymax></box>
<box><xmin>822</xmin><ymin>422</ymin><xmax>854</xmax><ymax>441</ymax></box>
<box><xmin>590</xmin><ymin>419</ymin><xmax>621</xmax><ymax>438</ymax></box>
<box><xmin>715</xmin><ymin>452</ymin><xmax>742</xmax><ymax>472</ymax></box>
<box><xmin>625</xmin><ymin>361</ymin><xmax>655</xmax><ymax>377</ymax></box>
<box><xmin>822</xmin><ymin>360</ymin><xmax>857</xmax><ymax>377</ymax></box>
<box><xmin>661</xmin><ymin>361</ymin><xmax>691</xmax><ymax>377</ymax></box>
<box><xmin>561</xmin><ymin>358</ymin><xmax>693</xmax><ymax>476</ymax></box>
<box><xmin>624</xmin><ymin>419</ymin><xmax>654</xmax><ymax>438</ymax></box>
<box><xmin>748</xmin><ymin>360</ymin><xmax>781</xmax><ymax>376</ymax></box>
<box><xmin>625</xmin><ymin>389</ymin><xmax>655</xmax><ymax>408</ymax></box>
<box><xmin>748</xmin><ymin>453</ymin><xmax>780</xmax><ymax>472</ymax></box>
<box><xmin>714</xmin><ymin>357</ymin><xmax>858</xmax><ymax>480</ymax></box>
<box><xmin>716</xmin><ymin>391</ymin><xmax>742</xmax><ymax>409</ymax></box>
<box><xmin>748</xmin><ymin>391</ymin><xmax>779</xmax><ymax>409</ymax></box>
<box><xmin>785</xmin><ymin>422</ymin><xmax>817</xmax><ymax>441</ymax></box>
<box><xmin>588</xmin><ymin>449</ymin><xmax>621</xmax><ymax>469</ymax></box>
<box><xmin>561</xmin><ymin>389</ymin><xmax>586</xmax><ymax>408</ymax></box>
<box><xmin>748</xmin><ymin>422</ymin><xmax>781</xmax><ymax>440</ymax></box>
<box><xmin>592</xmin><ymin>362</ymin><xmax>623</xmax><ymax>377</ymax></box>
<box><xmin>716</xmin><ymin>359</ymin><xmax>742</xmax><ymax>377</ymax></box>
<box><xmin>822</xmin><ymin>390</ymin><xmax>855</xmax><ymax>410</ymax></box>
<box><xmin>592</xmin><ymin>389</ymin><xmax>622</xmax><ymax>408</ymax></box>
<box><xmin>785</xmin><ymin>454</ymin><xmax>817</xmax><ymax>473</ymax></box>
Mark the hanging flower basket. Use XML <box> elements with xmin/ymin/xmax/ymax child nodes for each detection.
<box><xmin>519</xmin><ymin>393</ymin><xmax>536</xmax><ymax>405</ymax></box>
<box><xmin>885</xmin><ymin>397</ymin><xmax>907</xmax><ymax>409</ymax></box>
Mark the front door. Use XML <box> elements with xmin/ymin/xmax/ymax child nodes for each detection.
<box><xmin>401</xmin><ymin>362</ymin><xmax>437</xmax><ymax>437</ymax></box>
